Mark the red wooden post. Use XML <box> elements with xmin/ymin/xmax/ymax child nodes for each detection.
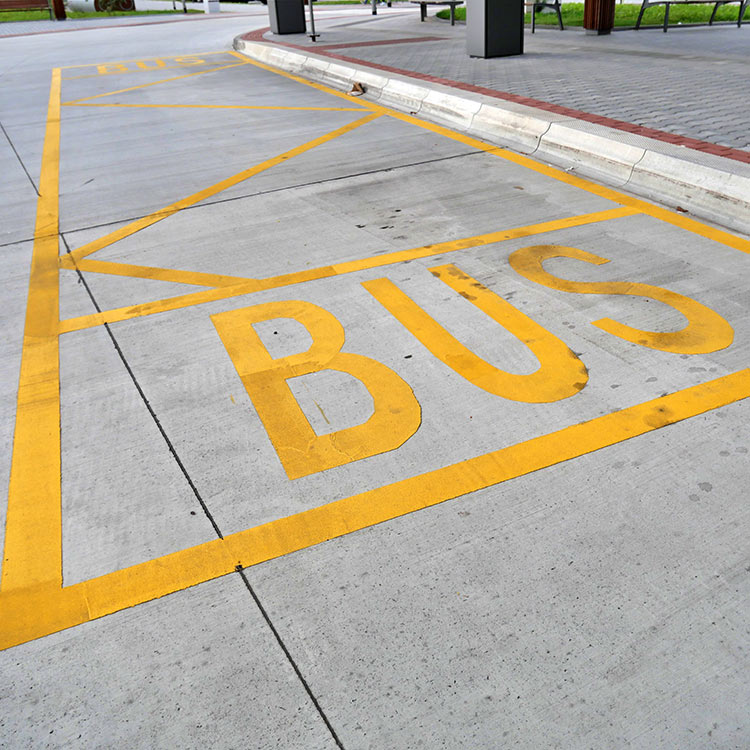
<box><xmin>584</xmin><ymin>0</ymin><xmax>615</xmax><ymax>33</ymax></box>
<box><xmin>51</xmin><ymin>0</ymin><xmax>66</xmax><ymax>19</ymax></box>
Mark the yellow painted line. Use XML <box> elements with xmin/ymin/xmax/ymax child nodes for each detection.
<box><xmin>63</xmin><ymin>66</ymin><xmax>207</xmax><ymax>81</ymax></box>
<box><xmin>330</xmin><ymin>207</ymin><xmax>637</xmax><ymax>274</ymax></box>
<box><xmin>62</xmin><ymin>102</ymin><xmax>367</xmax><ymax>112</ymax></box>
<box><xmin>58</xmin><ymin>207</ymin><xmax>638</xmax><ymax>333</ymax></box>
<box><xmin>1</xmin><ymin>69</ymin><xmax>63</xmax><ymax>594</ymax></box>
<box><xmin>62</xmin><ymin>61</ymin><xmax>251</xmax><ymax>106</ymax></box>
<box><xmin>2</xmin><ymin>369</ymin><xmax>748</xmax><ymax>649</ymax></box>
<box><xmin>60</xmin><ymin>51</ymin><xmax>233</xmax><ymax>70</ymax></box>
<box><xmin>384</xmin><ymin>112</ymin><xmax>750</xmax><ymax>255</ymax></box>
<box><xmin>67</xmin><ymin>111</ymin><xmax>382</xmax><ymax>264</ymax></box>
<box><xmin>64</xmin><ymin>256</ymin><xmax>248</xmax><ymax>288</ymax></box>
<box><xmin>234</xmin><ymin>52</ymin><xmax>750</xmax><ymax>256</ymax></box>
<box><xmin>63</xmin><ymin>62</ymin><xmax>230</xmax><ymax>80</ymax></box>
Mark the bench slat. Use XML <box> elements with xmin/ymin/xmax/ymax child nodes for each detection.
<box><xmin>0</xmin><ymin>0</ymin><xmax>51</xmax><ymax>8</ymax></box>
<box><xmin>636</xmin><ymin>0</ymin><xmax>748</xmax><ymax>31</ymax></box>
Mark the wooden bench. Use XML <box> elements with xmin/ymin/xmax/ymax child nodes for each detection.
<box><xmin>526</xmin><ymin>0</ymin><xmax>564</xmax><ymax>32</ymax></box>
<box><xmin>410</xmin><ymin>0</ymin><xmax>463</xmax><ymax>25</ymax></box>
<box><xmin>0</xmin><ymin>0</ymin><xmax>53</xmax><ymax>17</ymax></box>
<box><xmin>635</xmin><ymin>0</ymin><xmax>748</xmax><ymax>30</ymax></box>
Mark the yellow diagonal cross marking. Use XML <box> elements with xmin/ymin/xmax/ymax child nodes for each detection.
<box><xmin>62</xmin><ymin>60</ymin><xmax>251</xmax><ymax>105</ymax></box>
<box><xmin>58</xmin><ymin>207</ymin><xmax>639</xmax><ymax>333</ymax></box>
<box><xmin>68</xmin><ymin>111</ymin><xmax>382</xmax><ymax>263</ymax></box>
<box><xmin>232</xmin><ymin>51</ymin><xmax>750</xmax><ymax>256</ymax></box>
<box><xmin>60</xmin><ymin>255</ymin><xmax>249</xmax><ymax>287</ymax></box>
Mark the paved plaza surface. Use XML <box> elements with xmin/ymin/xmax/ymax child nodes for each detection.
<box><xmin>260</xmin><ymin>11</ymin><xmax>750</xmax><ymax>154</ymax></box>
<box><xmin>1</xmin><ymin>10</ymin><xmax>749</xmax><ymax>749</ymax></box>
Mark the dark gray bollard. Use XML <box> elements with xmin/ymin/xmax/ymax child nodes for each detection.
<box><xmin>467</xmin><ymin>0</ymin><xmax>524</xmax><ymax>57</ymax></box>
<box><xmin>268</xmin><ymin>0</ymin><xmax>306</xmax><ymax>34</ymax></box>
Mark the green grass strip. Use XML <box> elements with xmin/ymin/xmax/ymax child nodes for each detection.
<box><xmin>436</xmin><ymin>2</ymin><xmax>747</xmax><ymax>26</ymax></box>
<box><xmin>0</xmin><ymin>8</ymin><xmax>201</xmax><ymax>22</ymax></box>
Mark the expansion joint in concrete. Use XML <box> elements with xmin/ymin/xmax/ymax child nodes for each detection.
<box><xmin>236</xmin><ymin>566</ymin><xmax>346</xmax><ymax>750</ymax></box>
<box><xmin>61</xmin><ymin>234</ymin><xmax>225</xmax><ymax>541</ymax></box>
<box><xmin>0</xmin><ymin>120</ymin><xmax>40</xmax><ymax>196</ymax></box>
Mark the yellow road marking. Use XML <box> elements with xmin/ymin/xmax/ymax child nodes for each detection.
<box><xmin>212</xmin><ymin>300</ymin><xmax>422</xmax><ymax>479</ymax></box>
<box><xmin>60</xmin><ymin>51</ymin><xmax>232</xmax><ymax>70</ymax></box>
<box><xmin>363</xmin><ymin>264</ymin><xmax>589</xmax><ymax>402</ymax></box>
<box><xmin>67</xmin><ymin>111</ymin><xmax>382</xmax><ymax>263</ymax></box>
<box><xmin>2</xmin><ymin>369</ymin><xmax>748</xmax><ymax>649</ymax></box>
<box><xmin>62</xmin><ymin>61</ymin><xmax>251</xmax><ymax>105</ymax></box>
<box><xmin>64</xmin><ymin>58</ymin><xmax>217</xmax><ymax>79</ymax></box>
<box><xmin>61</xmin><ymin>256</ymin><xmax>247</xmax><ymax>288</ymax></box>
<box><xmin>233</xmin><ymin>51</ymin><xmax>750</xmax><ymax>256</ymax></box>
<box><xmin>58</xmin><ymin>208</ymin><xmax>638</xmax><ymax>333</ymax></box>
<box><xmin>1</xmin><ymin>69</ymin><xmax>62</xmax><ymax>594</ymax></box>
<box><xmin>509</xmin><ymin>244</ymin><xmax>735</xmax><ymax>354</ymax></box>
<box><xmin>62</xmin><ymin>102</ymin><xmax>367</xmax><ymax>112</ymax></box>
<box><xmin>3</xmin><ymin>50</ymin><xmax>750</xmax><ymax>652</ymax></box>
<box><xmin>64</xmin><ymin>66</ymin><xmax>210</xmax><ymax>81</ymax></box>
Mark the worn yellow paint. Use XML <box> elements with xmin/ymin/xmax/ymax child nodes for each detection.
<box><xmin>509</xmin><ymin>244</ymin><xmax>734</xmax><ymax>354</ymax></box>
<box><xmin>67</xmin><ymin>111</ymin><xmax>381</xmax><ymax>263</ymax></box>
<box><xmin>63</xmin><ymin>57</ymin><xmax>221</xmax><ymax>79</ymax></box>
<box><xmin>363</xmin><ymin>264</ymin><xmax>588</xmax><ymax>402</ymax></box>
<box><xmin>135</xmin><ymin>59</ymin><xmax>167</xmax><ymax>70</ymax></box>
<box><xmin>96</xmin><ymin>63</ymin><xmax>129</xmax><ymax>75</ymax></box>
<box><xmin>58</xmin><ymin>208</ymin><xmax>637</xmax><ymax>333</ymax></box>
<box><xmin>62</xmin><ymin>61</ymin><xmax>251</xmax><ymax>105</ymax></box>
<box><xmin>1</xmin><ymin>69</ymin><xmax>62</xmax><ymax>593</ymax></box>
<box><xmin>211</xmin><ymin>301</ymin><xmax>421</xmax><ymax>479</ymax></box>
<box><xmin>233</xmin><ymin>52</ymin><xmax>750</xmax><ymax>257</ymax></box>
<box><xmin>61</xmin><ymin>52</ymin><xmax>230</xmax><ymax>70</ymax></box>
<box><xmin>2</xmin><ymin>369</ymin><xmax>748</xmax><ymax>649</ymax></box>
<box><xmin>62</xmin><ymin>102</ymin><xmax>367</xmax><ymax>112</ymax></box>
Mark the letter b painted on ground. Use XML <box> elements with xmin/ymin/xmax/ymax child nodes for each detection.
<box><xmin>211</xmin><ymin>301</ymin><xmax>421</xmax><ymax>479</ymax></box>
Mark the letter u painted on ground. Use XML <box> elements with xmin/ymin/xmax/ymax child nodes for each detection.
<box><xmin>211</xmin><ymin>300</ymin><xmax>421</xmax><ymax>479</ymax></box>
<box><xmin>362</xmin><ymin>264</ymin><xmax>588</xmax><ymax>403</ymax></box>
<box><xmin>509</xmin><ymin>245</ymin><xmax>734</xmax><ymax>354</ymax></box>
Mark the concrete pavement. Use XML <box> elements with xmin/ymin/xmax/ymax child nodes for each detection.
<box><xmin>1</xmin><ymin>10</ymin><xmax>749</xmax><ymax>749</ymax></box>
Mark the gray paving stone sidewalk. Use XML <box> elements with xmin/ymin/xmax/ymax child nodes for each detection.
<box><xmin>272</xmin><ymin>14</ymin><xmax>750</xmax><ymax>151</ymax></box>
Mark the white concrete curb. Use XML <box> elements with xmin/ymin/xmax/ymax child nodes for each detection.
<box><xmin>234</xmin><ymin>36</ymin><xmax>750</xmax><ymax>235</ymax></box>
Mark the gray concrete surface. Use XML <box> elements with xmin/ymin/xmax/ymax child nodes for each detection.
<box><xmin>0</xmin><ymin>574</ymin><xmax>340</xmax><ymax>749</ymax></box>
<box><xmin>1</xmin><ymin>10</ymin><xmax>749</xmax><ymax>749</ymax></box>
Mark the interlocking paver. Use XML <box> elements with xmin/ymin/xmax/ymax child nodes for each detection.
<box><xmin>274</xmin><ymin>16</ymin><xmax>750</xmax><ymax>151</ymax></box>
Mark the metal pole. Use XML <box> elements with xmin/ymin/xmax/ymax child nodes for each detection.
<box><xmin>308</xmin><ymin>0</ymin><xmax>319</xmax><ymax>40</ymax></box>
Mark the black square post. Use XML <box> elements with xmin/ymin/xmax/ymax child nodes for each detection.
<box><xmin>467</xmin><ymin>0</ymin><xmax>524</xmax><ymax>58</ymax></box>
